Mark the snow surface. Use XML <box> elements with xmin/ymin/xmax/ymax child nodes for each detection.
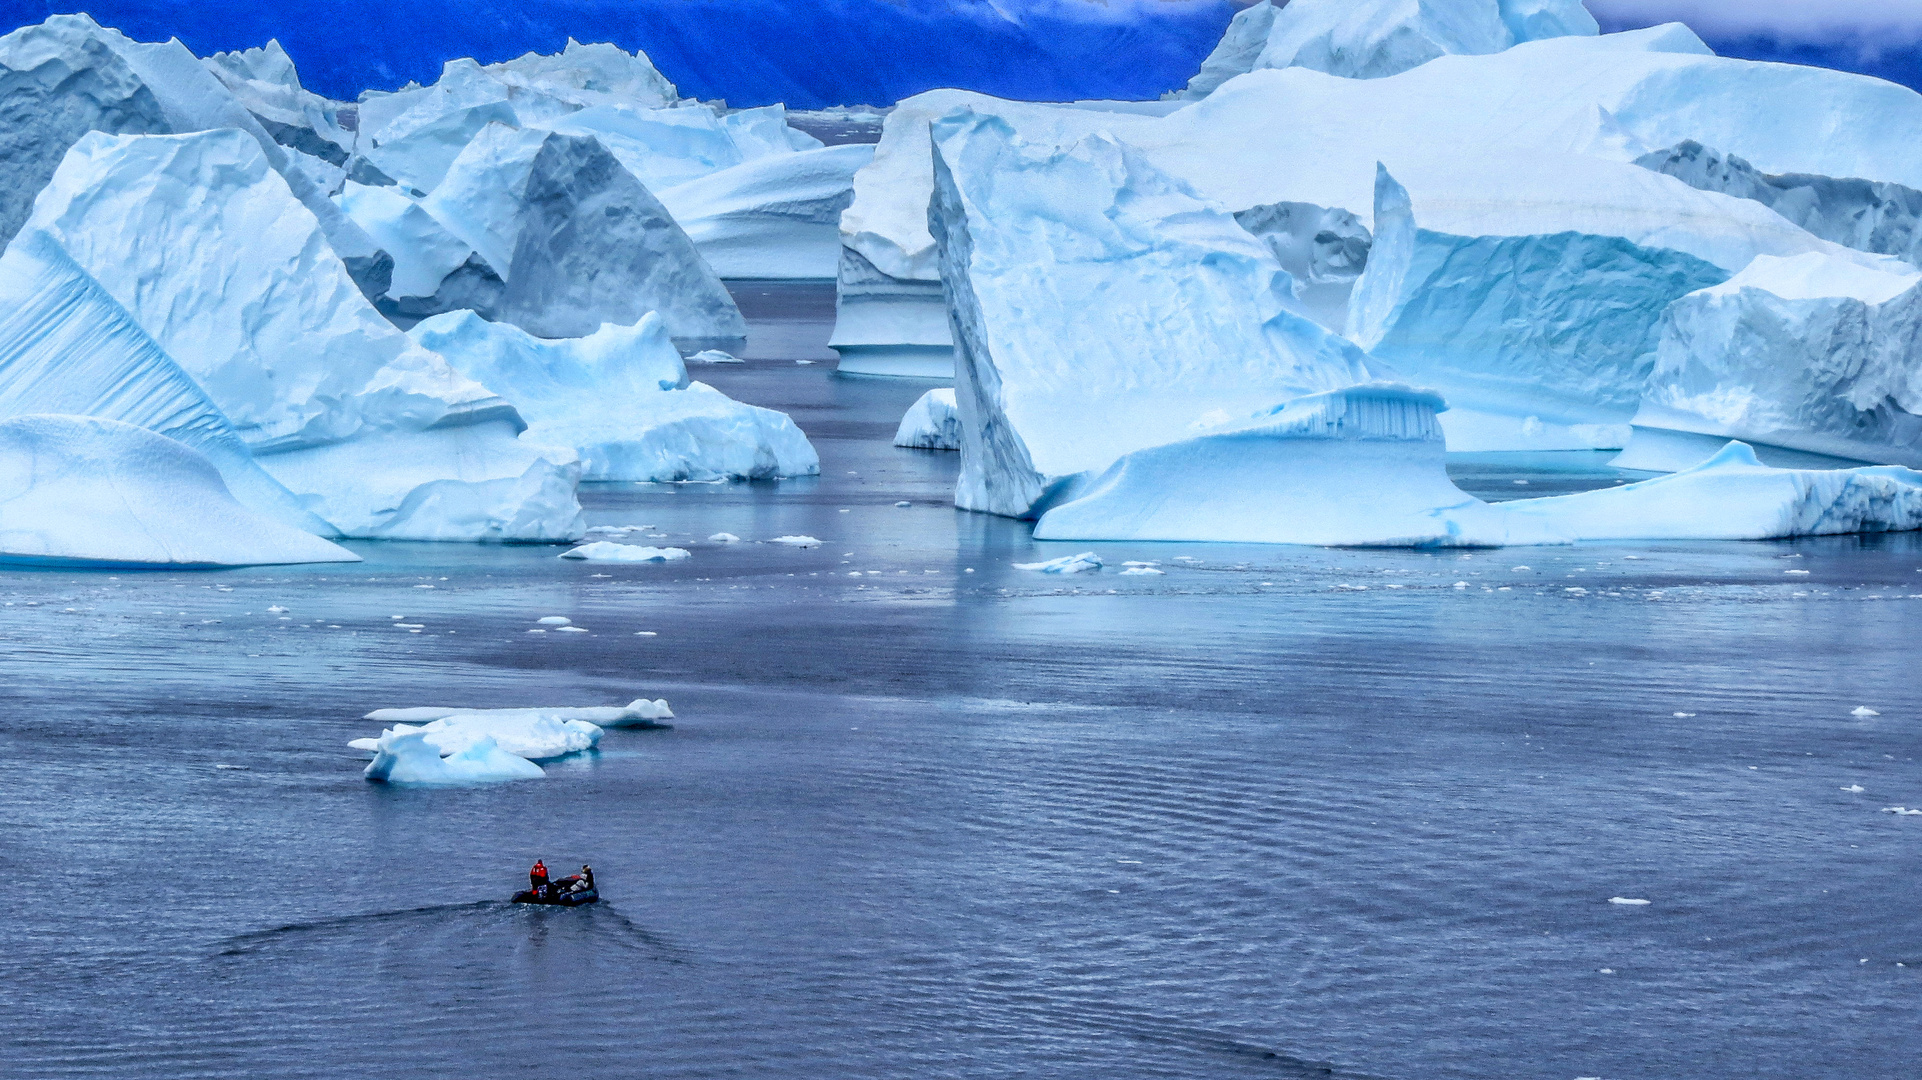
<box><xmin>559</xmin><ymin>542</ymin><xmax>691</xmax><ymax>561</ymax></box>
<box><xmin>1623</xmin><ymin>253</ymin><xmax>1922</xmax><ymax>469</ymax></box>
<box><xmin>930</xmin><ymin>112</ymin><xmax>1372</xmax><ymax>519</ymax></box>
<box><xmin>1178</xmin><ymin>0</ymin><xmax>1599</xmax><ymax>96</ymax></box>
<box><xmin>657</xmin><ymin>144</ymin><xmax>873</xmax><ymax>280</ymax></box>
<box><xmin>893</xmin><ymin>388</ymin><xmax>961</xmax><ymax>451</ymax></box>
<box><xmin>20</xmin><ymin>128</ymin><xmax>585</xmax><ymax>542</ymax></box>
<box><xmin>410</xmin><ymin>311</ymin><xmax>818</xmax><ymax>481</ymax></box>
<box><xmin>0</xmin><ymin>414</ymin><xmax>359</xmax><ymax>567</ymax></box>
<box><xmin>362</xmin><ymin>729</ymin><xmax>545</xmax><ymax>785</ymax></box>
<box><xmin>334</xmin><ymin>181</ymin><xmax>477</xmax><ymax>303</ymax></box>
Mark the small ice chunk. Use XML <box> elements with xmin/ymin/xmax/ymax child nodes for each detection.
<box><xmin>555</xmin><ymin>626</ymin><xmax>589</xmax><ymax>633</ymax></box>
<box><xmin>635</xmin><ymin>630</ymin><xmax>658</xmax><ymax>636</ymax></box>
<box><xmin>1786</xmin><ymin>569</ymin><xmax>1811</xmax><ymax>575</ymax></box>
<box><xmin>1120</xmin><ymin>567</ymin><xmax>1165</xmax><ymax>576</ymax></box>
<box><xmin>213</xmin><ymin>764</ymin><xmax>250</xmax><ymax>771</ymax></box>
<box><xmin>537</xmin><ymin>616</ymin><xmax>573</xmax><ymax>626</ymax></box>
<box><xmin>1123</xmin><ymin>561</ymin><xmax>1160</xmax><ymax>568</ymax></box>
<box><xmin>1883</xmin><ymin>806</ymin><xmax>1922</xmax><ymax>816</ymax></box>
<box><xmin>1674</xmin><ymin>711</ymin><xmax>1696</xmax><ymax>717</ymax></box>
<box><xmin>559</xmin><ymin>542</ymin><xmax>691</xmax><ymax>562</ymax></box>
<box><xmin>363</xmin><ymin>730</ymin><xmax>546</xmax><ymax>786</ymax></box>
<box><xmin>690</xmin><ymin>350</ymin><xmax>743</xmax><ymax>364</ymax></box>
<box><xmin>1607</xmin><ymin>897</ymin><xmax>1651</xmax><ymax>906</ymax></box>
<box><xmin>709</xmin><ymin>532</ymin><xmax>741</xmax><ymax>542</ymax></box>
<box><xmin>1842</xmin><ymin>784</ymin><xmax>1865</xmax><ymax>793</ymax></box>
<box><xmin>1851</xmin><ymin>706</ymin><xmax>1881</xmax><ymax>717</ymax></box>
<box><xmin>1453</xmin><ymin>581</ymin><xmax>1469</xmax><ymax>588</ymax></box>
<box><xmin>267</xmin><ymin>605</ymin><xmax>289</xmax><ymax>613</ymax></box>
<box><xmin>895</xmin><ymin>501</ymin><xmax>912</xmax><ymax>508</ymax></box>
<box><xmin>770</xmin><ymin>535</ymin><xmax>822</xmax><ymax>547</ymax></box>
<box><xmin>1014</xmin><ymin>552</ymin><xmax>1103</xmax><ymax>574</ymax></box>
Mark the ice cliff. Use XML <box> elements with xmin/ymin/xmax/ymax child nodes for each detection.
<box><xmin>410</xmin><ymin>310</ymin><xmax>818</xmax><ymax>481</ymax></box>
<box><xmin>894</xmin><ymin>389</ymin><xmax>961</xmax><ymax>451</ymax></box>
<box><xmin>658</xmin><ymin>143</ymin><xmax>875</xmax><ymax>280</ymax></box>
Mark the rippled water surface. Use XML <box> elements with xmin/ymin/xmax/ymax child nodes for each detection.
<box><xmin>3</xmin><ymin>288</ymin><xmax>1918</xmax><ymax>1079</ymax></box>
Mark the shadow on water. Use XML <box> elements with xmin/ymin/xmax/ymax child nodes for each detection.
<box><xmin>212</xmin><ymin>899</ymin><xmax>688</xmax><ymax>964</ymax></box>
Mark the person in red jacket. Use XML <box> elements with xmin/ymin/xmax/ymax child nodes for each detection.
<box><xmin>529</xmin><ymin>860</ymin><xmax>549</xmax><ymax>897</ymax></box>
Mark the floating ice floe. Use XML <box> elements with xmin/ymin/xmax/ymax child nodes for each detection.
<box><xmin>1607</xmin><ymin>897</ymin><xmax>1652</xmax><ymax>906</ymax></box>
<box><xmin>1852</xmin><ymin>707</ymin><xmax>1883</xmax><ymax>717</ymax></box>
<box><xmin>352</xmin><ymin>713</ymin><xmax>601</xmax><ymax>761</ymax></box>
<box><xmin>893</xmin><ymin>388</ymin><xmax>961</xmax><ymax>451</ymax></box>
<box><xmin>1883</xmin><ymin>807</ymin><xmax>1922</xmax><ymax>816</ymax></box>
<box><xmin>769</xmin><ymin>535</ymin><xmax>822</xmax><ymax>547</ymax></box>
<box><xmin>366</xmin><ymin>698</ymin><xmax>673</xmax><ymax>728</ymax></box>
<box><xmin>1842</xmin><ymin>785</ymin><xmax>1866</xmax><ymax>793</ymax></box>
<box><xmin>409</xmin><ymin>310</ymin><xmax>817</xmax><ymax>482</ymax></box>
<box><xmin>1014</xmin><ymin>552</ymin><xmax>1103</xmax><ymax>574</ymax></box>
<box><xmin>16</xmin><ymin>127</ymin><xmax>584</xmax><ymax>542</ymax></box>
<box><xmin>559</xmin><ymin>542</ymin><xmax>691</xmax><ymax>562</ymax></box>
<box><xmin>536</xmin><ymin>616</ymin><xmax>572</xmax><ymax>626</ymax></box>
<box><xmin>1119</xmin><ymin>567</ymin><xmax>1166</xmax><ymax>576</ymax></box>
<box><xmin>709</xmin><ymin>532</ymin><xmax>740</xmax><ymax>542</ymax></box>
<box><xmin>0</xmin><ymin>414</ymin><xmax>359</xmax><ymax>567</ymax></box>
<box><xmin>362</xmin><ymin>730</ymin><xmax>546</xmax><ymax>785</ymax></box>
<box><xmin>689</xmin><ymin>350</ymin><xmax>744</xmax><ymax>364</ymax></box>
<box><xmin>1179</xmin><ymin>0</ymin><xmax>1598</xmax><ymax>96</ymax></box>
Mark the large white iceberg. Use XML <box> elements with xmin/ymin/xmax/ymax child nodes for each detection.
<box><xmin>20</xmin><ymin>128</ymin><xmax>584</xmax><ymax>541</ymax></box>
<box><xmin>0</xmin><ymin>231</ymin><xmax>333</xmax><ymax>534</ymax></box>
<box><xmin>657</xmin><ymin>143</ymin><xmax>874</xmax><ymax>280</ymax></box>
<box><xmin>1178</xmin><ymin>0</ymin><xmax>1599</xmax><ymax>96</ymax></box>
<box><xmin>0</xmin><ymin>15</ymin><xmax>387</xmax><ymax>295</ymax></box>
<box><xmin>409</xmin><ymin>310</ymin><xmax>818</xmax><ymax>481</ymax></box>
<box><xmin>416</xmin><ymin>121</ymin><xmax>549</xmax><ymax>282</ymax></box>
<box><xmin>200</xmin><ymin>39</ymin><xmax>355</xmax><ymax>194</ymax></box>
<box><xmin>0</xmin><ymin>414</ymin><xmax>359</xmax><ymax>567</ymax></box>
<box><xmin>334</xmin><ymin>180</ymin><xmax>496</xmax><ymax>322</ymax></box>
<box><xmin>929</xmin><ymin>112</ymin><xmax>1372</xmax><ymax>519</ymax></box>
<box><xmin>350</xmin><ymin>713</ymin><xmax>602</xmax><ymax>761</ymax></box>
<box><xmin>831</xmin><ymin>92</ymin><xmax>1182</xmax><ymax>377</ymax></box>
<box><xmin>1617</xmin><ymin>253</ymin><xmax>1922</xmax><ymax>471</ymax></box>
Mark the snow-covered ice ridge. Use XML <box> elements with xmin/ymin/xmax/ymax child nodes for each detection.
<box><xmin>357</xmin><ymin>699</ymin><xmax>672</xmax><ymax>786</ymax></box>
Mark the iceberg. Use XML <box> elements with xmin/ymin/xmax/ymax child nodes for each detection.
<box><xmin>350</xmin><ymin>713</ymin><xmax>602</xmax><ymax>761</ymax></box>
<box><xmin>334</xmin><ymin>180</ymin><xmax>497</xmax><ymax>322</ymax></box>
<box><xmin>409</xmin><ymin>310</ymin><xmax>818</xmax><ymax>481</ymax></box>
<box><xmin>21</xmin><ymin>127</ymin><xmax>584</xmax><ymax>542</ymax></box>
<box><xmin>1012</xmin><ymin>552</ymin><xmax>1104</xmax><ymax>574</ymax></box>
<box><xmin>1636</xmin><ymin>141</ymin><xmax>1922</xmax><ymax>269</ymax></box>
<box><xmin>832</xmin><ymin>91</ymin><xmax>1182</xmax><ymax>377</ymax></box>
<box><xmin>362</xmin><ymin>729</ymin><xmax>545</xmax><ymax>786</ymax></box>
<box><xmin>416</xmin><ymin>121</ymin><xmax>549</xmax><ymax>281</ymax></box>
<box><xmin>1234</xmin><ymin>201</ymin><xmax>1374</xmax><ymax>332</ymax></box>
<box><xmin>657</xmin><ymin>144</ymin><xmax>874</xmax><ymax>280</ymax></box>
<box><xmin>894</xmin><ymin>388</ymin><xmax>961</xmax><ymax>451</ymax></box>
<box><xmin>365</xmin><ymin>698</ymin><xmax>672</xmax><ymax>729</ymax></box>
<box><xmin>929</xmin><ymin>112</ymin><xmax>1372</xmax><ymax>519</ymax></box>
<box><xmin>201</xmin><ymin>39</ymin><xmax>355</xmax><ymax>193</ymax></box>
<box><xmin>547</xmin><ymin>102</ymin><xmax>821</xmax><ymax>193</ymax></box>
<box><xmin>1177</xmin><ymin>0</ymin><xmax>1599</xmax><ymax>96</ymax></box>
<box><xmin>0</xmin><ymin>15</ymin><xmax>387</xmax><ymax>296</ymax></box>
<box><xmin>1618</xmin><ymin>254</ymin><xmax>1922</xmax><ymax>471</ymax></box>
<box><xmin>0</xmin><ymin>231</ymin><xmax>333</xmax><ymax>534</ymax></box>
<box><xmin>0</xmin><ymin>414</ymin><xmax>359</xmax><ymax>567</ymax></box>
<box><xmin>1348</xmin><ymin>158</ymin><xmax>1891</xmax><ymax>450</ymax></box>
<box><xmin>496</xmin><ymin>133</ymin><xmax>747</xmax><ymax>347</ymax></box>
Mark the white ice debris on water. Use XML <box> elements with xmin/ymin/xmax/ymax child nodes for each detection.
<box><xmin>1883</xmin><ymin>807</ymin><xmax>1922</xmax><ymax>816</ymax></box>
<box><xmin>1014</xmin><ymin>552</ymin><xmax>1103</xmax><ymax>574</ymax></box>
<box><xmin>1607</xmin><ymin>897</ymin><xmax>1652</xmax><ymax>906</ymax></box>
<box><xmin>352</xmin><ymin>713</ymin><xmax>601</xmax><ymax>761</ymax></box>
<box><xmin>0</xmin><ymin>415</ymin><xmax>359</xmax><ymax>568</ymax></box>
<box><xmin>410</xmin><ymin>310</ymin><xmax>818</xmax><ymax>482</ymax></box>
<box><xmin>1120</xmin><ymin>567</ymin><xmax>1166</xmax><ymax>576</ymax></box>
<box><xmin>1842</xmin><ymin>785</ymin><xmax>1866</xmax><ymax>793</ymax></box>
<box><xmin>362</xmin><ymin>730</ymin><xmax>545</xmax><ymax>785</ymax></box>
<box><xmin>689</xmin><ymin>350</ymin><xmax>744</xmax><ymax>364</ymax></box>
<box><xmin>559</xmin><ymin>542</ymin><xmax>690</xmax><ymax>562</ymax></box>
<box><xmin>536</xmin><ymin>616</ymin><xmax>572</xmax><ymax>625</ymax></box>
<box><xmin>1852</xmin><ymin>707</ymin><xmax>1883</xmax><ymax>717</ymax></box>
<box><xmin>893</xmin><ymin>388</ymin><xmax>961</xmax><ymax>451</ymax></box>
<box><xmin>769</xmin><ymin>535</ymin><xmax>822</xmax><ymax>547</ymax></box>
<box><xmin>709</xmin><ymin>532</ymin><xmax>740</xmax><ymax>542</ymax></box>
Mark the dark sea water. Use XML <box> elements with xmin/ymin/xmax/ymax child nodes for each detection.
<box><xmin>2</xmin><ymin>287</ymin><xmax>1919</xmax><ymax>1079</ymax></box>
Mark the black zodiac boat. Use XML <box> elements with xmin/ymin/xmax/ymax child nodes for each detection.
<box><xmin>513</xmin><ymin>875</ymin><xmax>598</xmax><ymax>906</ymax></box>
